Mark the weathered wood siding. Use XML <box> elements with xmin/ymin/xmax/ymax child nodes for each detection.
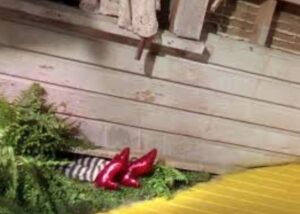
<box><xmin>205</xmin><ymin>0</ymin><xmax>257</xmax><ymax>40</ymax></box>
<box><xmin>0</xmin><ymin>15</ymin><xmax>300</xmax><ymax>173</ymax></box>
<box><xmin>205</xmin><ymin>0</ymin><xmax>300</xmax><ymax>54</ymax></box>
<box><xmin>270</xmin><ymin>2</ymin><xmax>300</xmax><ymax>54</ymax></box>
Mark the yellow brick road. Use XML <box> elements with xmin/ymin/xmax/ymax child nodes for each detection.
<box><xmin>102</xmin><ymin>164</ymin><xmax>300</xmax><ymax>214</ymax></box>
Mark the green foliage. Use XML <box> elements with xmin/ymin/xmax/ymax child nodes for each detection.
<box><xmin>0</xmin><ymin>163</ymin><xmax>211</xmax><ymax>214</ymax></box>
<box><xmin>0</xmin><ymin>99</ymin><xmax>16</xmax><ymax>140</ymax></box>
<box><xmin>0</xmin><ymin>84</ymin><xmax>212</xmax><ymax>214</ymax></box>
<box><xmin>2</xmin><ymin>84</ymin><xmax>85</xmax><ymax>158</ymax></box>
<box><xmin>0</xmin><ymin>84</ymin><xmax>88</xmax><ymax>214</ymax></box>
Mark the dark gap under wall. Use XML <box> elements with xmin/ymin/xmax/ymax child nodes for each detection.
<box><xmin>49</xmin><ymin>0</ymin><xmax>80</xmax><ymax>7</ymax></box>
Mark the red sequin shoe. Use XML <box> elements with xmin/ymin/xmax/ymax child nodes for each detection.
<box><xmin>94</xmin><ymin>147</ymin><xmax>130</xmax><ymax>190</ymax></box>
<box><xmin>121</xmin><ymin>149</ymin><xmax>157</xmax><ymax>188</ymax></box>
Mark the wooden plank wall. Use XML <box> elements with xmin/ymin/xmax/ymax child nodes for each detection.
<box><xmin>205</xmin><ymin>0</ymin><xmax>300</xmax><ymax>54</ymax></box>
<box><xmin>0</xmin><ymin>0</ymin><xmax>206</xmax><ymax>60</ymax></box>
<box><xmin>0</xmin><ymin>17</ymin><xmax>300</xmax><ymax>173</ymax></box>
<box><xmin>204</xmin><ymin>0</ymin><xmax>258</xmax><ymax>40</ymax></box>
<box><xmin>270</xmin><ymin>2</ymin><xmax>300</xmax><ymax>54</ymax></box>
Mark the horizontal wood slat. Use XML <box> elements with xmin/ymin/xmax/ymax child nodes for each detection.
<box><xmin>0</xmin><ymin>20</ymin><xmax>300</xmax><ymax>112</ymax></box>
<box><xmin>0</xmin><ymin>1</ymin><xmax>299</xmax><ymax>84</ymax></box>
<box><xmin>153</xmin><ymin>56</ymin><xmax>300</xmax><ymax>110</ymax></box>
<box><xmin>2</xmin><ymin>74</ymin><xmax>300</xmax><ymax>156</ymax></box>
<box><xmin>0</xmin><ymin>13</ymin><xmax>299</xmax><ymax>172</ymax></box>
<box><xmin>206</xmin><ymin>34</ymin><xmax>300</xmax><ymax>84</ymax></box>
<box><xmin>2</xmin><ymin>46</ymin><xmax>300</xmax><ymax>134</ymax></box>
<box><xmin>71</xmin><ymin>117</ymin><xmax>298</xmax><ymax>174</ymax></box>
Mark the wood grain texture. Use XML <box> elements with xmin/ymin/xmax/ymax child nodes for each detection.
<box><xmin>204</xmin><ymin>0</ymin><xmax>257</xmax><ymax>42</ymax></box>
<box><xmin>0</xmin><ymin>20</ymin><xmax>300</xmax><ymax>109</ymax></box>
<box><xmin>153</xmin><ymin>56</ymin><xmax>300</xmax><ymax>110</ymax></box>
<box><xmin>269</xmin><ymin>5</ymin><xmax>300</xmax><ymax>54</ymax></box>
<box><xmin>250</xmin><ymin>0</ymin><xmax>277</xmax><ymax>45</ymax></box>
<box><xmin>169</xmin><ymin>0</ymin><xmax>210</xmax><ymax>40</ymax></box>
<box><xmin>0</xmin><ymin>18</ymin><xmax>299</xmax><ymax>88</ymax></box>
<box><xmin>205</xmin><ymin>0</ymin><xmax>300</xmax><ymax>54</ymax></box>
<box><xmin>70</xmin><ymin>117</ymin><xmax>299</xmax><ymax>174</ymax></box>
<box><xmin>0</xmin><ymin>16</ymin><xmax>299</xmax><ymax>171</ymax></box>
<box><xmin>2</xmin><ymin>46</ymin><xmax>300</xmax><ymax>134</ymax></box>
<box><xmin>2</xmin><ymin>74</ymin><xmax>300</xmax><ymax>156</ymax></box>
<box><xmin>1</xmin><ymin>75</ymin><xmax>298</xmax><ymax>173</ymax></box>
<box><xmin>0</xmin><ymin>0</ymin><xmax>205</xmax><ymax>58</ymax></box>
<box><xmin>206</xmin><ymin>34</ymin><xmax>300</xmax><ymax>84</ymax></box>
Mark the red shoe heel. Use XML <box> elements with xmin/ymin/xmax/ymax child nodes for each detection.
<box><xmin>121</xmin><ymin>149</ymin><xmax>157</xmax><ymax>188</ymax></box>
<box><xmin>94</xmin><ymin>147</ymin><xmax>130</xmax><ymax>190</ymax></box>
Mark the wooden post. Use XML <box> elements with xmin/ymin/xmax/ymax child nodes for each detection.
<box><xmin>169</xmin><ymin>0</ymin><xmax>210</xmax><ymax>40</ymax></box>
<box><xmin>250</xmin><ymin>0</ymin><xmax>277</xmax><ymax>46</ymax></box>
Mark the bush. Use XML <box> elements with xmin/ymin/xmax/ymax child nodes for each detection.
<box><xmin>0</xmin><ymin>84</ymin><xmax>211</xmax><ymax>214</ymax></box>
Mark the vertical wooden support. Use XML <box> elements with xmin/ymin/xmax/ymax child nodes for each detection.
<box><xmin>250</xmin><ymin>0</ymin><xmax>277</xmax><ymax>46</ymax></box>
<box><xmin>169</xmin><ymin>0</ymin><xmax>210</xmax><ymax>40</ymax></box>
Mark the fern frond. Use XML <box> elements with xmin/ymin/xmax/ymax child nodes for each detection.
<box><xmin>0</xmin><ymin>146</ymin><xmax>18</xmax><ymax>199</ymax></box>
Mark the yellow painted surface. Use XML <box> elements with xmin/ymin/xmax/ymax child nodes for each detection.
<box><xmin>102</xmin><ymin>164</ymin><xmax>300</xmax><ymax>214</ymax></box>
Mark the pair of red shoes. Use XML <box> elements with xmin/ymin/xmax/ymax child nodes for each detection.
<box><xmin>94</xmin><ymin>148</ymin><xmax>157</xmax><ymax>190</ymax></box>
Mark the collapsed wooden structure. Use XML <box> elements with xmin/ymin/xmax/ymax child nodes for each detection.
<box><xmin>0</xmin><ymin>0</ymin><xmax>300</xmax><ymax>174</ymax></box>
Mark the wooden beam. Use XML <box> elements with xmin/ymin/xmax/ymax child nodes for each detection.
<box><xmin>250</xmin><ymin>0</ymin><xmax>277</xmax><ymax>45</ymax></box>
<box><xmin>0</xmin><ymin>0</ymin><xmax>206</xmax><ymax>59</ymax></box>
<box><xmin>169</xmin><ymin>0</ymin><xmax>210</xmax><ymax>40</ymax></box>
